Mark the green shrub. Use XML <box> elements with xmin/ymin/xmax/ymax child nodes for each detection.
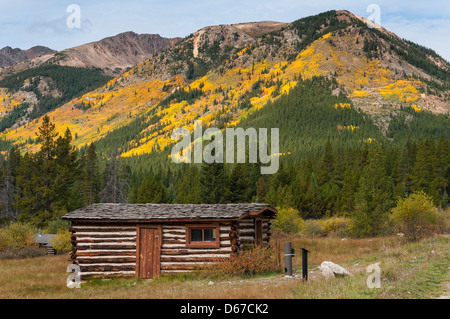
<box><xmin>5</xmin><ymin>222</ymin><xmax>37</xmax><ymax>250</ymax></box>
<box><xmin>390</xmin><ymin>192</ymin><xmax>444</xmax><ymax>241</ymax></box>
<box><xmin>0</xmin><ymin>228</ymin><xmax>11</xmax><ymax>251</ymax></box>
<box><xmin>321</xmin><ymin>216</ymin><xmax>353</xmax><ymax>237</ymax></box>
<box><xmin>50</xmin><ymin>229</ymin><xmax>72</xmax><ymax>253</ymax></box>
<box><xmin>303</xmin><ymin>219</ymin><xmax>326</xmax><ymax>237</ymax></box>
<box><xmin>272</xmin><ymin>207</ymin><xmax>304</xmax><ymax>234</ymax></box>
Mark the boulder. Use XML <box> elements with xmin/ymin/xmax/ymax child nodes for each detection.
<box><xmin>318</xmin><ymin>261</ymin><xmax>352</xmax><ymax>279</ymax></box>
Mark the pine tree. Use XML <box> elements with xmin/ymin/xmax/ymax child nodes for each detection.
<box><xmin>229</xmin><ymin>164</ymin><xmax>251</xmax><ymax>203</ymax></box>
<box><xmin>199</xmin><ymin>161</ymin><xmax>229</xmax><ymax>204</ymax></box>
<box><xmin>35</xmin><ymin>115</ymin><xmax>59</xmax><ymax>216</ymax></box>
<box><xmin>0</xmin><ymin>155</ymin><xmax>17</xmax><ymax>219</ymax></box>
<box><xmin>100</xmin><ymin>151</ymin><xmax>129</xmax><ymax>203</ymax></box>
<box><xmin>53</xmin><ymin>127</ymin><xmax>79</xmax><ymax>213</ymax></box>
<box><xmin>136</xmin><ymin>174</ymin><xmax>167</xmax><ymax>203</ymax></box>
<box><xmin>83</xmin><ymin>143</ymin><xmax>100</xmax><ymax>206</ymax></box>
<box><xmin>256</xmin><ymin>176</ymin><xmax>267</xmax><ymax>203</ymax></box>
<box><xmin>353</xmin><ymin>145</ymin><xmax>394</xmax><ymax>237</ymax></box>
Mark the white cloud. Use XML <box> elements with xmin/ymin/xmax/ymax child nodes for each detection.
<box><xmin>0</xmin><ymin>0</ymin><xmax>448</xmax><ymax>61</ymax></box>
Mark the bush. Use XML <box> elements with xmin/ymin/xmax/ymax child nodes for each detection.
<box><xmin>0</xmin><ymin>222</ymin><xmax>39</xmax><ymax>259</ymax></box>
<box><xmin>50</xmin><ymin>229</ymin><xmax>72</xmax><ymax>253</ymax></box>
<box><xmin>203</xmin><ymin>246</ymin><xmax>276</xmax><ymax>278</ymax></box>
<box><xmin>390</xmin><ymin>192</ymin><xmax>444</xmax><ymax>241</ymax></box>
<box><xmin>15</xmin><ymin>247</ymin><xmax>46</xmax><ymax>259</ymax></box>
<box><xmin>303</xmin><ymin>219</ymin><xmax>326</xmax><ymax>237</ymax></box>
<box><xmin>4</xmin><ymin>222</ymin><xmax>36</xmax><ymax>250</ymax></box>
<box><xmin>0</xmin><ymin>228</ymin><xmax>11</xmax><ymax>251</ymax></box>
<box><xmin>272</xmin><ymin>207</ymin><xmax>304</xmax><ymax>234</ymax></box>
<box><xmin>321</xmin><ymin>216</ymin><xmax>353</xmax><ymax>237</ymax></box>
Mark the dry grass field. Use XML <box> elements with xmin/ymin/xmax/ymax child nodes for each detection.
<box><xmin>0</xmin><ymin>235</ymin><xmax>448</xmax><ymax>299</ymax></box>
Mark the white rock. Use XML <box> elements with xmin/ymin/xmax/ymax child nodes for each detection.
<box><xmin>318</xmin><ymin>261</ymin><xmax>352</xmax><ymax>279</ymax></box>
<box><xmin>208</xmin><ymin>281</ymin><xmax>214</xmax><ymax>285</ymax></box>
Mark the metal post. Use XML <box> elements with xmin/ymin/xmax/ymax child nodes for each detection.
<box><xmin>301</xmin><ymin>248</ymin><xmax>310</xmax><ymax>281</ymax></box>
<box><xmin>284</xmin><ymin>242</ymin><xmax>294</xmax><ymax>276</ymax></box>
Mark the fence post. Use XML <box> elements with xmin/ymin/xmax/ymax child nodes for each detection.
<box><xmin>284</xmin><ymin>242</ymin><xmax>294</xmax><ymax>276</ymax></box>
<box><xmin>301</xmin><ymin>248</ymin><xmax>310</xmax><ymax>281</ymax></box>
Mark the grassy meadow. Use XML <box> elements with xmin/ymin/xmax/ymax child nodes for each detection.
<box><xmin>0</xmin><ymin>235</ymin><xmax>448</xmax><ymax>299</ymax></box>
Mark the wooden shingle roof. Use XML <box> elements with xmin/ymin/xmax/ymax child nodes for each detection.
<box><xmin>62</xmin><ymin>203</ymin><xmax>276</xmax><ymax>221</ymax></box>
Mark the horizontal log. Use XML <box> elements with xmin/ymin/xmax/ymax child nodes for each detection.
<box><xmin>77</xmin><ymin>257</ymin><xmax>136</xmax><ymax>264</ymax></box>
<box><xmin>162</xmin><ymin>225</ymin><xmax>185</xmax><ymax>229</ymax></box>
<box><xmin>79</xmin><ymin>265</ymin><xmax>135</xmax><ymax>272</ymax></box>
<box><xmin>161</xmin><ymin>249</ymin><xmax>231</xmax><ymax>255</ymax></box>
<box><xmin>239</xmin><ymin>229</ymin><xmax>255</xmax><ymax>236</ymax></box>
<box><xmin>70</xmin><ymin>227</ymin><xmax>136</xmax><ymax>233</ymax></box>
<box><xmin>160</xmin><ymin>270</ymin><xmax>193</xmax><ymax>275</ymax></box>
<box><xmin>74</xmin><ymin>233</ymin><xmax>136</xmax><ymax>239</ymax></box>
<box><xmin>238</xmin><ymin>236</ymin><xmax>255</xmax><ymax>242</ymax></box>
<box><xmin>161</xmin><ymin>261</ymin><xmax>213</xmax><ymax>266</ymax></box>
<box><xmin>79</xmin><ymin>272</ymin><xmax>135</xmax><ymax>279</ymax></box>
<box><xmin>162</xmin><ymin>243</ymin><xmax>231</xmax><ymax>249</ymax></box>
<box><xmin>73</xmin><ymin>232</ymin><xmax>136</xmax><ymax>237</ymax></box>
<box><xmin>72</xmin><ymin>223</ymin><xmax>134</xmax><ymax>228</ymax></box>
<box><xmin>73</xmin><ymin>238</ymin><xmax>136</xmax><ymax>244</ymax></box>
<box><xmin>75</xmin><ymin>250</ymin><xmax>136</xmax><ymax>257</ymax></box>
<box><xmin>160</xmin><ymin>257</ymin><xmax>226</xmax><ymax>263</ymax></box>
<box><xmin>160</xmin><ymin>265</ymin><xmax>203</xmax><ymax>271</ymax></box>
<box><xmin>162</xmin><ymin>240</ymin><xmax>186</xmax><ymax>245</ymax></box>
<box><xmin>162</xmin><ymin>233</ymin><xmax>185</xmax><ymax>238</ymax></box>
<box><xmin>76</xmin><ymin>244</ymin><xmax>136</xmax><ymax>250</ymax></box>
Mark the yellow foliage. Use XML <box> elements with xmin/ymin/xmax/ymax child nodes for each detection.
<box><xmin>378</xmin><ymin>80</ymin><xmax>422</xmax><ymax>103</ymax></box>
<box><xmin>411</xmin><ymin>104</ymin><xmax>422</xmax><ymax>112</ymax></box>
<box><xmin>50</xmin><ymin>229</ymin><xmax>72</xmax><ymax>252</ymax></box>
<box><xmin>334</xmin><ymin>103</ymin><xmax>351</xmax><ymax>109</ymax></box>
<box><xmin>350</xmin><ymin>90</ymin><xmax>370</xmax><ymax>98</ymax></box>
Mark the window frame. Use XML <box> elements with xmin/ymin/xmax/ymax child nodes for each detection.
<box><xmin>185</xmin><ymin>224</ymin><xmax>220</xmax><ymax>248</ymax></box>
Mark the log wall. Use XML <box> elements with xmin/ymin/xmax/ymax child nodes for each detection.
<box><xmin>69</xmin><ymin>218</ymin><xmax>272</xmax><ymax>279</ymax></box>
<box><xmin>69</xmin><ymin>223</ymin><xmax>137</xmax><ymax>280</ymax></box>
<box><xmin>160</xmin><ymin>222</ymin><xmax>233</xmax><ymax>275</ymax></box>
<box><xmin>69</xmin><ymin>221</ymin><xmax>235</xmax><ymax>279</ymax></box>
<box><xmin>236</xmin><ymin>218</ymin><xmax>272</xmax><ymax>248</ymax></box>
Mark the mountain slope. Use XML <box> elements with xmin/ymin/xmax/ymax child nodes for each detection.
<box><xmin>1</xmin><ymin>10</ymin><xmax>449</xmax><ymax>156</ymax></box>
<box><xmin>0</xmin><ymin>46</ymin><xmax>56</xmax><ymax>68</ymax></box>
<box><xmin>0</xmin><ymin>32</ymin><xmax>182</xmax><ymax>134</ymax></box>
<box><xmin>0</xmin><ymin>32</ymin><xmax>181</xmax><ymax>77</ymax></box>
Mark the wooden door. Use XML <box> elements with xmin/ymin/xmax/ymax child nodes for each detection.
<box><xmin>255</xmin><ymin>219</ymin><xmax>263</xmax><ymax>245</ymax></box>
<box><xmin>137</xmin><ymin>226</ymin><xmax>161</xmax><ymax>279</ymax></box>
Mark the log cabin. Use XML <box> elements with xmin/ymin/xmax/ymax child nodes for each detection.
<box><xmin>62</xmin><ymin>203</ymin><xmax>277</xmax><ymax>279</ymax></box>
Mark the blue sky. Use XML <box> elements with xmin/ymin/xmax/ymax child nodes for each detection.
<box><xmin>1</xmin><ymin>0</ymin><xmax>449</xmax><ymax>61</ymax></box>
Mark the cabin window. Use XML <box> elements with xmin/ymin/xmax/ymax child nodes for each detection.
<box><xmin>186</xmin><ymin>224</ymin><xmax>220</xmax><ymax>248</ymax></box>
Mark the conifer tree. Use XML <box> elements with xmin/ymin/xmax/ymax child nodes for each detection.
<box><xmin>199</xmin><ymin>161</ymin><xmax>229</xmax><ymax>204</ymax></box>
<box><xmin>100</xmin><ymin>151</ymin><xmax>129</xmax><ymax>203</ymax></box>
<box><xmin>353</xmin><ymin>145</ymin><xmax>394</xmax><ymax>237</ymax></box>
<box><xmin>83</xmin><ymin>143</ymin><xmax>100</xmax><ymax>206</ymax></box>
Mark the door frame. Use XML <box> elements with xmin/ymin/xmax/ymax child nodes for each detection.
<box><xmin>136</xmin><ymin>225</ymin><xmax>162</xmax><ymax>278</ymax></box>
